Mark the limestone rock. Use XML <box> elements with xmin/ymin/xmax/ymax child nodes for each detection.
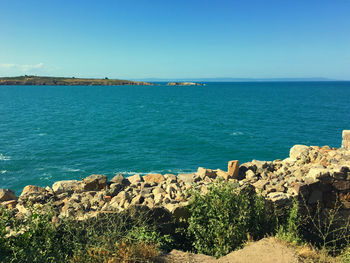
<box><xmin>82</xmin><ymin>174</ymin><xmax>107</xmax><ymax>191</ymax></box>
<box><xmin>52</xmin><ymin>180</ymin><xmax>82</xmax><ymax>194</ymax></box>
<box><xmin>110</xmin><ymin>174</ymin><xmax>128</xmax><ymax>185</ymax></box>
<box><xmin>0</xmin><ymin>189</ymin><xmax>17</xmax><ymax>202</ymax></box>
<box><xmin>21</xmin><ymin>185</ymin><xmax>47</xmax><ymax>196</ymax></box>
<box><xmin>143</xmin><ymin>173</ymin><xmax>165</xmax><ymax>184</ymax></box>
<box><xmin>196</xmin><ymin>167</ymin><xmax>216</xmax><ymax>179</ymax></box>
<box><xmin>1</xmin><ymin>200</ymin><xmax>17</xmax><ymax>209</ymax></box>
<box><xmin>164</xmin><ymin>174</ymin><xmax>177</xmax><ymax>183</ymax></box>
<box><xmin>306</xmin><ymin>168</ymin><xmax>330</xmax><ymax>182</ymax></box>
<box><xmin>290</xmin><ymin>145</ymin><xmax>310</xmax><ymax>162</ymax></box>
<box><xmin>228</xmin><ymin>160</ymin><xmax>240</xmax><ymax>179</ymax></box>
<box><xmin>216</xmin><ymin>169</ymin><xmax>229</xmax><ymax>180</ymax></box>
<box><xmin>342</xmin><ymin>130</ymin><xmax>350</xmax><ymax>149</ymax></box>
<box><xmin>267</xmin><ymin>192</ymin><xmax>291</xmax><ymax>205</ymax></box>
<box><xmin>127</xmin><ymin>174</ymin><xmax>143</xmax><ymax>184</ymax></box>
<box><xmin>178</xmin><ymin>173</ymin><xmax>198</xmax><ymax>184</ymax></box>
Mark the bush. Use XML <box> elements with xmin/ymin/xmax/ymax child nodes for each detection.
<box><xmin>0</xmin><ymin>207</ymin><xmax>171</xmax><ymax>263</ymax></box>
<box><xmin>276</xmin><ymin>199</ymin><xmax>305</xmax><ymax>245</ymax></box>
<box><xmin>185</xmin><ymin>181</ymin><xmax>275</xmax><ymax>257</ymax></box>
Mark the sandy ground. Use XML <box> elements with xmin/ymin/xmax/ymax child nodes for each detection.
<box><xmin>161</xmin><ymin>238</ymin><xmax>300</xmax><ymax>263</ymax></box>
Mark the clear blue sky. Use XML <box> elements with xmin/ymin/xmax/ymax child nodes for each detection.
<box><xmin>1</xmin><ymin>0</ymin><xmax>349</xmax><ymax>80</ymax></box>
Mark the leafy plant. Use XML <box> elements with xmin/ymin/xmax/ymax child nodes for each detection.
<box><xmin>185</xmin><ymin>182</ymin><xmax>275</xmax><ymax>257</ymax></box>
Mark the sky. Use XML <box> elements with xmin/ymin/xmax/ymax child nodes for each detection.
<box><xmin>0</xmin><ymin>0</ymin><xmax>350</xmax><ymax>80</ymax></box>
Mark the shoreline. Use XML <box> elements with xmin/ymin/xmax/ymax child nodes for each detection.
<box><xmin>1</xmin><ymin>131</ymin><xmax>349</xmax><ymax>222</ymax></box>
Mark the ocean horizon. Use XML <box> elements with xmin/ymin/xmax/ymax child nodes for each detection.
<box><xmin>1</xmin><ymin>81</ymin><xmax>349</xmax><ymax>194</ymax></box>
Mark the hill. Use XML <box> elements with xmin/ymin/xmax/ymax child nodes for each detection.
<box><xmin>0</xmin><ymin>75</ymin><xmax>153</xmax><ymax>86</ymax></box>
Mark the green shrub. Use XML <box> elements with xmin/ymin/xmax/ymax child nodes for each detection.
<box><xmin>276</xmin><ymin>199</ymin><xmax>305</xmax><ymax>245</ymax></box>
<box><xmin>185</xmin><ymin>181</ymin><xmax>275</xmax><ymax>257</ymax></box>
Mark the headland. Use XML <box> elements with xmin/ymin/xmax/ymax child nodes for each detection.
<box><xmin>0</xmin><ymin>75</ymin><xmax>153</xmax><ymax>86</ymax></box>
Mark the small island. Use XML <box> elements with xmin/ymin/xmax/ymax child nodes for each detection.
<box><xmin>0</xmin><ymin>75</ymin><xmax>153</xmax><ymax>86</ymax></box>
<box><xmin>167</xmin><ymin>82</ymin><xmax>204</xmax><ymax>86</ymax></box>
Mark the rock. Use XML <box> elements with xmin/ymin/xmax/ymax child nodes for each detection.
<box><xmin>154</xmin><ymin>193</ymin><xmax>163</xmax><ymax>204</ymax></box>
<box><xmin>245</xmin><ymin>170</ymin><xmax>256</xmax><ymax>180</ymax></box>
<box><xmin>110</xmin><ymin>174</ymin><xmax>128</xmax><ymax>185</ymax></box>
<box><xmin>144</xmin><ymin>197</ymin><xmax>155</xmax><ymax>209</ymax></box>
<box><xmin>342</xmin><ymin>130</ymin><xmax>350</xmax><ymax>149</ymax></box>
<box><xmin>332</xmin><ymin>180</ymin><xmax>350</xmax><ymax>191</ymax></box>
<box><xmin>131</xmin><ymin>195</ymin><xmax>144</xmax><ymax>205</ymax></box>
<box><xmin>252</xmin><ymin>160</ymin><xmax>275</xmax><ymax>173</ymax></box>
<box><xmin>82</xmin><ymin>174</ymin><xmax>107</xmax><ymax>191</ymax></box>
<box><xmin>308</xmin><ymin>189</ymin><xmax>323</xmax><ymax>204</ymax></box>
<box><xmin>21</xmin><ymin>185</ymin><xmax>47</xmax><ymax>196</ymax></box>
<box><xmin>1</xmin><ymin>200</ymin><xmax>17</xmax><ymax>209</ymax></box>
<box><xmin>177</xmin><ymin>173</ymin><xmax>198</xmax><ymax>184</ymax></box>
<box><xmin>267</xmin><ymin>192</ymin><xmax>291</xmax><ymax>205</ymax></box>
<box><xmin>111</xmin><ymin>191</ymin><xmax>130</xmax><ymax>206</ymax></box>
<box><xmin>196</xmin><ymin>167</ymin><xmax>216</xmax><ymax>179</ymax></box>
<box><xmin>52</xmin><ymin>180</ymin><xmax>82</xmax><ymax>194</ymax></box>
<box><xmin>306</xmin><ymin>168</ymin><xmax>330</xmax><ymax>182</ymax></box>
<box><xmin>253</xmin><ymin>180</ymin><xmax>268</xmax><ymax>191</ymax></box>
<box><xmin>164</xmin><ymin>174</ymin><xmax>177</xmax><ymax>183</ymax></box>
<box><xmin>143</xmin><ymin>173</ymin><xmax>165</xmax><ymax>184</ymax></box>
<box><xmin>216</xmin><ymin>169</ymin><xmax>229</xmax><ymax>180</ymax></box>
<box><xmin>228</xmin><ymin>160</ymin><xmax>240</xmax><ymax>179</ymax></box>
<box><xmin>0</xmin><ymin>189</ymin><xmax>17</xmax><ymax>202</ymax></box>
<box><xmin>127</xmin><ymin>174</ymin><xmax>143</xmax><ymax>184</ymax></box>
<box><xmin>290</xmin><ymin>145</ymin><xmax>310</xmax><ymax>163</ymax></box>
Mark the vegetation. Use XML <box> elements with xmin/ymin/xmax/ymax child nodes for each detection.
<box><xmin>0</xmin><ymin>181</ymin><xmax>349</xmax><ymax>262</ymax></box>
<box><xmin>185</xmin><ymin>182</ymin><xmax>275</xmax><ymax>257</ymax></box>
<box><xmin>0</xmin><ymin>75</ymin><xmax>153</xmax><ymax>86</ymax></box>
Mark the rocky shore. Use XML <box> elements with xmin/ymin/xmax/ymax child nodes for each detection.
<box><xmin>167</xmin><ymin>82</ymin><xmax>204</xmax><ymax>86</ymax></box>
<box><xmin>1</xmin><ymin>131</ymin><xmax>349</xmax><ymax>222</ymax></box>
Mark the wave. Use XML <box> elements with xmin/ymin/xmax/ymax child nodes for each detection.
<box><xmin>116</xmin><ymin>169</ymin><xmax>195</xmax><ymax>177</ymax></box>
<box><xmin>231</xmin><ymin>131</ymin><xmax>244</xmax><ymax>136</ymax></box>
<box><xmin>0</xmin><ymin>154</ymin><xmax>11</xmax><ymax>161</ymax></box>
<box><xmin>38</xmin><ymin>133</ymin><xmax>47</xmax><ymax>136</ymax></box>
<box><xmin>0</xmin><ymin>170</ymin><xmax>6</xmax><ymax>174</ymax></box>
<box><xmin>65</xmin><ymin>168</ymin><xmax>81</xmax><ymax>172</ymax></box>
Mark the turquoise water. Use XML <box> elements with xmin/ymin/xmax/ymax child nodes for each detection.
<box><xmin>1</xmin><ymin>82</ymin><xmax>349</xmax><ymax>194</ymax></box>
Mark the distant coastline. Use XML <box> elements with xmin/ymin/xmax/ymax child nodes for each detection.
<box><xmin>0</xmin><ymin>76</ymin><xmax>153</xmax><ymax>86</ymax></box>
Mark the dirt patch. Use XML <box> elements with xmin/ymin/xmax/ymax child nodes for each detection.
<box><xmin>161</xmin><ymin>238</ymin><xmax>300</xmax><ymax>263</ymax></box>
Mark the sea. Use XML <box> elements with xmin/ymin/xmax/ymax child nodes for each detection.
<box><xmin>1</xmin><ymin>81</ymin><xmax>349</xmax><ymax>194</ymax></box>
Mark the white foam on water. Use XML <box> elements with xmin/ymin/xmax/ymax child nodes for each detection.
<box><xmin>0</xmin><ymin>170</ymin><xmax>6</xmax><ymax>174</ymax></box>
<box><xmin>0</xmin><ymin>154</ymin><xmax>11</xmax><ymax>161</ymax></box>
<box><xmin>38</xmin><ymin>133</ymin><xmax>47</xmax><ymax>136</ymax></box>
<box><xmin>231</xmin><ymin>131</ymin><xmax>244</xmax><ymax>136</ymax></box>
<box><xmin>65</xmin><ymin>168</ymin><xmax>81</xmax><ymax>172</ymax></box>
<box><xmin>117</xmin><ymin>169</ymin><xmax>195</xmax><ymax>176</ymax></box>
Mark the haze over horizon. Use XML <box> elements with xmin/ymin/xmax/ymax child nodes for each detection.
<box><xmin>1</xmin><ymin>0</ymin><xmax>349</xmax><ymax>80</ymax></box>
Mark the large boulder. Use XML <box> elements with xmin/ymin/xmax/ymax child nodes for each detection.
<box><xmin>143</xmin><ymin>173</ymin><xmax>165</xmax><ymax>184</ymax></box>
<box><xmin>82</xmin><ymin>174</ymin><xmax>107</xmax><ymax>191</ymax></box>
<box><xmin>0</xmin><ymin>189</ymin><xmax>17</xmax><ymax>202</ymax></box>
<box><xmin>21</xmin><ymin>185</ymin><xmax>47</xmax><ymax>196</ymax></box>
<box><xmin>289</xmin><ymin>145</ymin><xmax>310</xmax><ymax>163</ymax></box>
<box><xmin>127</xmin><ymin>174</ymin><xmax>143</xmax><ymax>184</ymax></box>
<box><xmin>228</xmin><ymin>160</ymin><xmax>240</xmax><ymax>179</ymax></box>
<box><xmin>196</xmin><ymin>167</ymin><xmax>216</xmax><ymax>179</ymax></box>
<box><xmin>52</xmin><ymin>180</ymin><xmax>82</xmax><ymax>194</ymax></box>
<box><xmin>306</xmin><ymin>167</ymin><xmax>330</xmax><ymax>182</ymax></box>
<box><xmin>110</xmin><ymin>174</ymin><xmax>128</xmax><ymax>185</ymax></box>
<box><xmin>216</xmin><ymin>169</ymin><xmax>229</xmax><ymax>180</ymax></box>
<box><xmin>19</xmin><ymin>185</ymin><xmax>52</xmax><ymax>204</ymax></box>
<box><xmin>178</xmin><ymin>173</ymin><xmax>198</xmax><ymax>184</ymax></box>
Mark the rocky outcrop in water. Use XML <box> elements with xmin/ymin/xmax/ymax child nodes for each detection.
<box><xmin>1</xmin><ymin>131</ymin><xmax>350</xmax><ymax>222</ymax></box>
<box><xmin>167</xmin><ymin>82</ymin><xmax>204</xmax><ymax>86</ymax></box>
